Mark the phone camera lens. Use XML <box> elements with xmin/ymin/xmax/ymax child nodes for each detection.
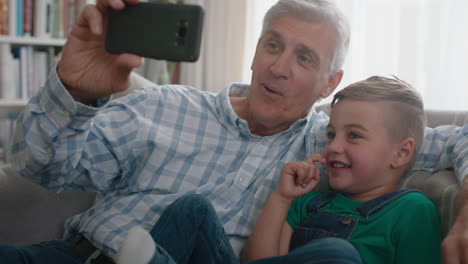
<box><xmin>177</xmin><ymin>26</ymin><xmax>187</xmax><ymax>38</ymax></box>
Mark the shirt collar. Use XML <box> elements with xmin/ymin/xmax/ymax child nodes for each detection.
<box><xmin>214</xmin><ymin>83</ymin><xmax>320</xmax><ymax>139</ymax></box>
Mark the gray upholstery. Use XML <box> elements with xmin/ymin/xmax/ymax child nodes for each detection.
<box><xmin>0</xmin><ymin>75</ymin><xmax>466</xmax><ymax>246</ymax></box>
<box><xmin>0</xmin><ymin>168</ymin><xmax>95</xmax><ymax>246</ymax></box>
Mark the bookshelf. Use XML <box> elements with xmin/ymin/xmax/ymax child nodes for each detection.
<box><xmin>0</xmin><ymin>98</ymin><xmax>28</xmax><ymax>118</ymax></box>
<box><xmin>0</xmin><ymin>39</ymin><xmax>63</xmax><ymax>115</ymax></box>
<box><xmin>0</xmin><ymin>36</ymin><xmax>65</xmax><ymax>115</ymax></box>
<box><xmin>0</xmin><ymin>0</ymin><xmax>90</xmax><ymax>165</ymax></box>
<box><xmin>0</xmin><ymin>36</ymin><xmax>66</xmax><ymax>46</ymax></box>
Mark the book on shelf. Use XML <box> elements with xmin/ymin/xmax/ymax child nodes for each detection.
<box><xmin>0</xmin><ymin>0</ymin><xmax>8</xmax><ymax>35</ymax></box>
<box><xmin>0</xmin><ymin>0</ymin><xmax>88</xmax><ymax>38</ymax></box>
<box><xmin>22</xmin><ymin>0</ymin><xmax>32</xmax><ymax>36</ymax></box>
<box><xmin>0</xmin><ymin>43</ymin><xmax>58</xmax><ymax>100</ymax></box>
<box><xmin>8</xmin><ymin>0</ymin><xmax>16</xmax><ymax>36</ymax></box>
<box><xmin>0</xmin><ymin>43</ymin><xmax>17</xmax><ymax>99</ymax></box>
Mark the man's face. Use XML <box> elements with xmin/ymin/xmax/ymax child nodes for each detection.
<box><xmin>323</xmin><ymin>100</ymin><xmax>401</xmax><ymax>196</ymax></box>
<box><xmin>248</xmin><ymin>15</ymin><xmax>341</xmax><ymax>130</ymax></box>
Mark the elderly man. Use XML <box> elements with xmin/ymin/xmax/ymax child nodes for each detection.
<box><xmin>2</xmin><ymin>0</ymin><xmax>467</xmax><ymax>263</ymax></box>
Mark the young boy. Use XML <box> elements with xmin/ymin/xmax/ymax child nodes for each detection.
<box><xmin>117</xmin><ymin>76</ymin><xmax>442</xmax><ymax>264</ymax></box>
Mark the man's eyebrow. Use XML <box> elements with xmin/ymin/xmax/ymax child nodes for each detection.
<box><xmin>264</xmin><ymin>30</ymin><xmax>283</xmax><ymax>41</ymax></box>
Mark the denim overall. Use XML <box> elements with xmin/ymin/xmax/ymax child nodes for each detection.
<box><xmin>289</xmin><ymin>189</ymin><xmax>419</xmax><ymax>251</ymax></box>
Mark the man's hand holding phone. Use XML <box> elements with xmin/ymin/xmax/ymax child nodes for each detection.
<box><xmin>58</xmin><ymin>0</ymin><xmax>144</xmax><ymax>105</ymax></box>
<box><xmin>57</xmin><ymin>0</ymin><xmax>204</xmax><ymax>105</ymax></box>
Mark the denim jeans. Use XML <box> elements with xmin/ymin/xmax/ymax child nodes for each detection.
<box><xmin>149</xmin><ymin>194</ymin><xmax>238</xmax><ymax>264</ymax></box>
<box><xmin>0</xmin><ymin>240</ymin><xmax>83</xmax><ymax>264</ymax></box>
<box><xmin>149</xmin><ymin>194</ymin><xmax>362</xmax><ymax>264</ymax></box>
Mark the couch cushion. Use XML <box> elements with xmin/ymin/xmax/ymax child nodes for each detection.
<box><xmin>0</xmin><ymin>168</ymin><xmax>95</xmax><ymax>246</ymax></box>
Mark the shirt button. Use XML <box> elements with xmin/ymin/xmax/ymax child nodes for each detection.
<box><xmin>240</xmin><ymin>177</ymin><xmax>245</xmax><ymax>183</ymax></box>
<box><xmin>63</xmin><ymin>111</ymin><xmax>70</xmax><ymax>117</ymax></box>
<box><xmin>238</xmin><ymin>123</ymin><xmax>244</xmax><ymax>129</ymax></box>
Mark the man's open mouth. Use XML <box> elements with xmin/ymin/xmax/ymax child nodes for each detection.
<box><xmin>263</xmin><ymin>84</ymin><xmax>282</xmax><ymax>96</ymax></box>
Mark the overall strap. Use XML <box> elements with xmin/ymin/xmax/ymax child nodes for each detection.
<box><xmin>355</xmin><ymin>189</ymin><xmax>420</xmax><ymax>218</ymax></box>
<box><xmin>306</xmin><ymin>191</ymin><xmax>338</xmax><ymax>213</ymax></box>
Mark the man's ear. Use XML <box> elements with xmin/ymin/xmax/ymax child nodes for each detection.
<box><xmin>391</xmin><ymin>137</ymin><xmax>416</xmax><ymax>169</ymax></box>
<box><xmin>320</xmin><ymin>70</ymin><xmax>343</xmax><ymax>98</ymax></box>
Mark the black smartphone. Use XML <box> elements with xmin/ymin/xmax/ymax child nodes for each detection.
<box><xmin>105</xmin><ymin>2</ymin><xmax>204</xmax><ymax>62</ymax></box>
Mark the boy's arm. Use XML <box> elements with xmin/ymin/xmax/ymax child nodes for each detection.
<box><xmin>241</xmin><ymin>156</ymin><xmax>323</xmax><ymax>262</ymax></box>
<box><xmin>241</xmin><ymin>192</ymin><xmax>295</xmax><ymax>263</ymax></box>
<box><xmin>279</xmin><ymin>222</ymin><xmax>293</xmax><ymax>255</ymax></box>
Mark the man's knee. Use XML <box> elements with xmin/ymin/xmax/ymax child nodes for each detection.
<box><xmin>169</xmin><ymin>194</ymin><xmax>214</xmax><ymax>216</ymax></box>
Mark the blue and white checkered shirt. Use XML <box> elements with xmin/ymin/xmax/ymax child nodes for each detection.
<box><xmin>10</xmin><ymin>69</ymin><xmax>468</xmax><ymax>258</ymax></box>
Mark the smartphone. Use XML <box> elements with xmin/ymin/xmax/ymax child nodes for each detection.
<box><xmin>105</xmin><ymin>2</ymin><xmax>204</xmax><ymax>62</ymax></box>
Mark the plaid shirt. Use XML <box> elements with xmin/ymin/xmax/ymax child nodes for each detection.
<box><xmin>10</xmin><ymin>69</ymin><xmax>468</xmax><ymax>258</ymax></box>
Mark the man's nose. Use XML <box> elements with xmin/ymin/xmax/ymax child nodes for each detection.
<box><xmin>269</xmin><ymin>53</ymin><xmax>291</xmax><ymax>80</ymax></box>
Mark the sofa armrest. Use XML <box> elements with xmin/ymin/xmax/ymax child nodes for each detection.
<box><xmin>0</xmin><ymin>168</ymin><xmax>95</xmax><ymax>246</ymax></box>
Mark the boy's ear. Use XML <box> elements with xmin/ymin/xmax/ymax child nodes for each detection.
<box><xmin>391</xmin><ymin>138</ymin><xmax>416</xmax><ymax>169</ymax></box>
<box><xmin>320</xmin><ymin>70</ymin><xmax>343</xmax><ymax>98</ymax></box>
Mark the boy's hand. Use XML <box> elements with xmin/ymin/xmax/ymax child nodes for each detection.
<box><xmin>275</xmin><ymin>154</ymin><xmax>326</xmax><ymax>201</ymax></box>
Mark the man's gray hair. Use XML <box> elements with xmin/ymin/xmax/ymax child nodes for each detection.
<box><xmin>262</xmin><ymin>0</ymin><xmax>350</xmax><ymax>74</ymax></box>
<box><xmin>332</xmin><ymin>76</ymin><xmax>426</xmax><ymax>168</ymax></box>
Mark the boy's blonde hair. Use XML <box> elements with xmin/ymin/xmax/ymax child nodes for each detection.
<box><xmin>331</xmin><ymin>76</ymin><xmax>426</xmax><ymax>167</ymax></box>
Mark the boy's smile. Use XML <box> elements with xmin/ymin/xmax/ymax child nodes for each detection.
<box><xmin>329</xmin><ymin>160</ymin><xmax>352</xmax><ymax>169</ymax></box>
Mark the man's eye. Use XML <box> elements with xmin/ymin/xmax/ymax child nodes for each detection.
<box><xmin>298</xmin><ymin>55</ymin><xmax>312</xmax><ymax>64</ymax></box>
<box><xmin>266</xmin><ymin>42</ymin><xmax>279</xmax><ymax>51</ymax></box>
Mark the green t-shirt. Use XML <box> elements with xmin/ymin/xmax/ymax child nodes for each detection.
<box><xmin>286</xmin><ymin>191</ymin><xmax>442</xmax><ymax>264</ymax></box>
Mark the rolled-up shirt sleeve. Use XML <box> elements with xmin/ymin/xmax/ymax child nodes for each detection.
<box><xmin>9</xmin><ymin>68</ymin><xmax>133</xmax><ymax>192</ymax></box>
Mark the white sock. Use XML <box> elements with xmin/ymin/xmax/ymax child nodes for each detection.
<box><xmin>117</xmin><ymin>226</ymin><xmax>156</xmax><ymax>264</ymax></box>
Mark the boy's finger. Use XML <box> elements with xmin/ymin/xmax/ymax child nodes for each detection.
<box><xmin>298</xmin><ymin>164</ymin><xmax>313</xmax><ymax>187</ymax></box>
<box><xmin>305</xmin><ymin>154</ymin><xmax>326</xmax><ymax>164</ymax></box>
<box><xmin>314</xmin><ymin>167</ymin><xmax>321</xmax><ymax>181</ymax></box>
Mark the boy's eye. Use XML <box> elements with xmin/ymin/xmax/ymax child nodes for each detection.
<box><xmin>326</xmin><ymin>131</ymin><xmax>335</xmax><ymax>140</ymax></box>
<box><xmin>348</xmin><ymin>132</ymin><xmax>362</xmax><ymax>139</ymax></box>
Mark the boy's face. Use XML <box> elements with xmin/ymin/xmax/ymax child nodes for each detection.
<box><xmin>323</xmin><ymin>100</ymin><xmax>401</xmax><ymax>197</ymax></box>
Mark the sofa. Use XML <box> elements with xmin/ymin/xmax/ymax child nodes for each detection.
<box><xmin>0</xmin><ymin>73</ymin><xmax>467</xmax><ymax>247</ymax></box>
